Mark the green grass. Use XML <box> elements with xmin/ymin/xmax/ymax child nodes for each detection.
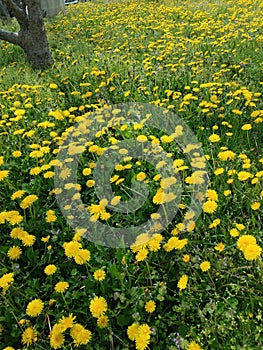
<box><xmin>0</xmin><ymin>0</ymin><xmax>262</xmax><ymax>349</ymax></box>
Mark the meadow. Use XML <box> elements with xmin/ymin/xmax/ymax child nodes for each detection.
<box><xmin>0</xmin><ymin>0</ymin><xmax>262</xmax><ymax>349</ymax></box>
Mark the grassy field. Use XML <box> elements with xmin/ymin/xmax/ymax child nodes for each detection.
<box><xmin>0</xmin><ymin>0</ymin><xmax>263</xmax><ymax>349</ymax></box>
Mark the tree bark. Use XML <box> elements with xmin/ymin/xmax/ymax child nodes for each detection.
<box><xmin>0</xmin><ymin>0</ymin><xmax>53</xmax><ymax>69</ymax></box>
<box><xmin>0</xmin><ymin>0</ymin><xmax>11</xmax><ymax>19</ymax></box>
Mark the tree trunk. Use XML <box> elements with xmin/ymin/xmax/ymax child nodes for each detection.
<box><xmin>0</xmin><ymin>0</ymin><xmax>53</xmax><ymax>69</ymax></box>
<box><xmin>18</xmin><ymin>1</ymin><xmax>53</xmax><ymax>69</ymax></box>
<box><xmin>0</xmin><ymin>0</ymin><xmax>11</xmax><ymax>19</ymax></box>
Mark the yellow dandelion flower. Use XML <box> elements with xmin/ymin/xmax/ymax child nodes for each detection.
<box><xmin>63</xmin><ymin>241</ymin><xmax>81</xmax><ymax>258</ymax></box>
<box><xmin>187</xmin><ymin>341</ymin><xmax>203</xmax><ymax>350</ymax></box>
<box><xmin>89</xmin><ymin>296</ymin><xmax>108</xmax><ymax>318</ymax></box>
<box><xmin>74</xmin><ymin>249</ymin><xmax>91</xmax><ymax>265</ymax></box>
<box><xmin>209</xmin><ymin>218</ymin><xmax>220</xmax><ymax>228</ymax></box>
<box><xmin>251</xmin><ymin>202</ymin><xmax>260</xmax><ymax>210</ymax></box>
<box><xmin>177</xmin><ymin>275</ymin><xmax>188</xmax><ymax>291</ymax></box>
<box><xmin>0</xmin><ymin>170</ymin><xmax>9</xmax><ymax>181</ymax></box>
<box><xmin>230</xmin><ymin>228</ymin><xmax>239</xmax><ymax>237</ymax></box>
<box><xmin>12</xmin><ymin>150</ymin><xmax>22</xmax><ymax>158</ymax></box>
<box><xmin>55</xmin><ymin>281</ymin><xmax>69</xmax><ymax>293</ymax></box>
<box><xmin>206</xmin><ymin>189</ymin><xmax>218</xmax><ymax>201</ymax></box>
<box><xmin>214</xmin><ymin>167</ymin><xmax>224</xmax><ymax>175</ymax></box>
<box><xmin>209</xmin><ymin>134</ymin><xmax>220</xmax><ymax>142</ymax></box>
<box><xmin>50</xmin><ymin>324</ymin><xmax>65</xmax><ymax>349</ymax></box>
<box><xmin>97</xmin><ymin>315</ymin><xmax>109</xmax><ymax>328</ymax></box>
<box><xmin>70</xmin><ymin>324</ymin><xmax>92</xmax><ymax>345</ymax></box>
<box><xmin>145</xmin><ymin>300</ymin><xmax>156</xmax><ymax>313</ymax></box>
<box><xmin>202</xmin><ymin>200</ymin><xmax>217</xmax><ymax>214</ymax></box>
<box><xmin>215</xmin><ymin>242</ymin><xmax>225</xmax><ymax>252</ymax></box>
<box><xmin>237</xmin><ymin>235</ymin><xmax>257</xmax><ymax>252</ymax></box>
<box><xmin>93</xmin><ymin>269</ymin><xmax>106</xmax><ymax>281</ymax></box>
<box><xmin>241</xmin><ymin>124</ymin><xmax>252</xmax><ymax>131</ymax></box>
<box><xmin>135</xmin><ymin>248</ymin><xmax>148</xmax><ymax>262</ymax></box>
<box><xmin>137</xmin><ymin>134</ymin><xmax>148</xmax><ymax>143</ymax></box>
<box><xmin>58</xmin><ymin>314</ymin><xmax>76</xmax><ymax>331</ymax></box>
<box><xmin>243</xmin><ymin>244</ymin><xmax>262</xmax><ymax>261</ymax></box>
<box><xmin>44</xmin><ymin>264</ymin><xmax>57</xmax><ymax>276</ymax></box>
<box><xmin>136</xmin><ymin>172</ymin><xmax>147</xmax><ymax>181</ymax></box>
<box><xmin>237</xmin><ymin>171</ymin><xmax>251</xmax><ymax>181</ymax></box>
<box><xmin>21</xmin><ymin>234</ymin><xmax>36</xmax><ymax>247</ymax></box>
<box><xmin>22</xmin><ymin>327</ymin><xmax>37</xmax><ymax>346</ymax></box>
<box><xmin>26</xmin><ymin>299</ymin><xmax>44</xmax><ymax>317</ymax></box>
<box><xmin>20</xmin><ymin>195</ymin><xmax>38</xmax><ymax>209</ymax></box>
<box><xmin>7</xmin><ymin>246</ymin><xmax>22</xmax><ymax>260</ymax></box>
<box><xmin>200</xmin><ymin>261</ymin><xmax>211</xmax><ymax>272</ymax></box>
<box><xmin>183</xmin><ymin>254</ymin><xmax>190</xmax><ymax>262</ymax></box>
<box><xmin>127</xmin><ymin>323</ymin><xmax>140</xmax><ymax>341</ymax></box>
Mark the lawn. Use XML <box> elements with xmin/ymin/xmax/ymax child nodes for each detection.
<box><xmin>0</xmin><ymin>0</ymin><xmax>262</xmax><ymax>349</ymax></box>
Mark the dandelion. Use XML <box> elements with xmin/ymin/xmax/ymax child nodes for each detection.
<box><xmin>214</xmin><ymin>167</ymin><xmax>224</xmax><ymax>175</ymax></box>
<box><xmin>243</xmin><ymin>244</ymin><xmax>262</xmax><ymax>260</ymax></box>
<box><xmin>135</xmin><ymin>248</ymin><xmax>148</xmax><ymax>262</ymax></box>
<box><xmin>86</xmin><ymin>179</ymin><xmax>95</xmax><ymax>187</ymax></box>
<box><xmin>44</xmin><ymin>264</ymin><xmax>57</xmax><ymax>276</ymax></box>
<box><xmin>0</xmin><ymin>272</ymin><xmax>14</xmax><ymax>293</ymax></box>
<box><xmin>12</xmin><ymin>150</ymin><xmax>22</xmax><ymax>157</ymax></box>
<box><xmin>26</xmin><ymin>299</ymin><xmax>44</xmax><ymax>317</ymax></box>
<box><xmin>241</xmin><ymin>124</ymin><xmax>252</xmax><ymax>130</ymax></box>
<box><xmin>223</xmin><ymin>190</ymin><xmax>231</xmax><ymax>196</ymax></box>
<box><xmin>127</xmin><ymin>323</ymin><xmax>140</xmax><ymax>341</ymax></box>
<box><xmin>50</xmin><ymin>83</ymin><xmax>58</xmax><ymax>89</ymax></box>
<box><xmin>0</xmin><ymin>170</ymin><xmax>9</xmax><ymax>181</ymax></box>
<box><xmin>21</xmin><ymin>234</ymin><xmax>36</xmax><ymax>247</ymax></box>
<box><xmin>111</xmin><ymin>196</ymin><xmax>121</xmax><ymax>206</ymax></box>
<box><xmin>20</xmin><ymin>194</ymin><xmax>38</xmax><ymax>209</ymax></box>
<box><xmin>93</xmin><ymin>269</ymin><xmax>106</xmax><ymax>281</ymax></box>
<box><xmin>63</xmin><ymin>241</ymin><xmax>81</xmax><ymax>258</ymax></box>
<box><xmin>206</xmin><ymin>189</ymin><xmax>218</xmax><ymax>201</ymax></box>
<box><xmin>237</xmin><ymin>235</ymin><xmax>257</xmax><ymax>251</ymax></box>
<box><xmin>230</xmin><ymin>228</ymin><xmax>239</xmax><ymax>237</ymax></box>
<box><xmin>215</xmin><ymin>243</ymin><xmax>225</xmax><ymax>252</ymax></box>
<box><xmin>145</xmin><ymin>300</ymin><xmax>156</xmax><ymax>313</ymax></box>
<box><xmin>236</xmin><ymin>223</ymin><xmax>245</xmax><ymax>231</ymax></box>
<box><xmin>82</xmin><ymin>168</ymin><xmax>92</xmax><ymax>176</ymax></box>
<box><xmin>187</xmin><ymin>341</ymin><xmax>203</xmax><ymax>350</ymax></box>
<box><xmin>46</xmin><ymin>210</ymin><xmax>57</xmax><ymax>222</ymax></box>
<box><xmin>202</xmin><ymin>200</ymin><xmax>218</xmax><ymax>214</ymax></box>
<box><xmin>200</xmin><ymin>261</ymin><xmax>211</xmax><ymax>272</ymax></box>
<box><xmin>177</xmin><ymin>275</ymin><xmax>188</xmax><ymax>291</ymax></box>
<box><xmin>70</xmin><ymin>324</ymin><xmax>92</xmax><ymax>345</ymax></box>
<box><xmin>137</xmin><ymin>134</ymin><xmax>148</xmax><ymax>142</ymax></box>
<box><xmin>209</xmin><ymin>134</ymin><xmax>220</xmax><ymax>142</ymax></box>
<box><xmin>160</xmin><ymin>177</ymin><xmax>177</xmax><ymax>189</ymax></box>
<box><xmin>152</xmin><ymin>188</ymin><xmax>164</xmax><ymax>204</ymax></box>
<box><xmin>237</xmin><ymin>171</ymin><xmax>251</xmax><ymax>181</ymax></box>
<box><xmin>50</xmin><ymin>324</ymin><xmax>65</xmax><ymax>349</ymax></box>
<box><xmin>180</xmin><ymin>254</ymin><xmax>190</xmax><ymax>263</ymax></box>
<box><xmin>58</xmin><ymin>314</ymin><xmax>76</xmax><ymax>331</ymax></box>
<box><xmin>97</xmin><ymin>315</ymin><xmax>109</xmax><ymax>328</ymax></box>
<box><xmin>136</xmin><ymin>172</ymin><xmax>147</xmax><ymax>181</ymax></box>
<box><xmin>11</xmin><ymin>190</ymin><xmax>26</xmax><ymax>200</ymax></box>
<box><xmin>22</xmin><ymin>327</ymin><xmax>37</xmax><ymax>346</ymax></box>
<box><xmin>7</xmin><ymin>246</ymin><xmax>22</xmax><ymax>260</ymax></box>
<box><xmin>218</xmin><ymin>150</ymin><xmax>235</xmax><ymax>161</ymax></box>
<box><xmin>55</xmin><ymin>281</ymin><xmax>69</xmax><ymax>293</ymax></box>
<box><xmin>137</xmin><ymin>324</ymin><xmax>151</xmax><ymax>349</ymax></box>
<box><xmin>251</xmin><ymin>202</ymin><xmax>260</xmax><ymax>210</ymax></box>
<box><xmin>209</xmin><ymin>218</ymin><xmax>220</xmax><ymax>228</ymax></box>
<box><xmin>89</xmin><ymin>296</ymin><xmax>108</xmax><ymax>318</ymax></box>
